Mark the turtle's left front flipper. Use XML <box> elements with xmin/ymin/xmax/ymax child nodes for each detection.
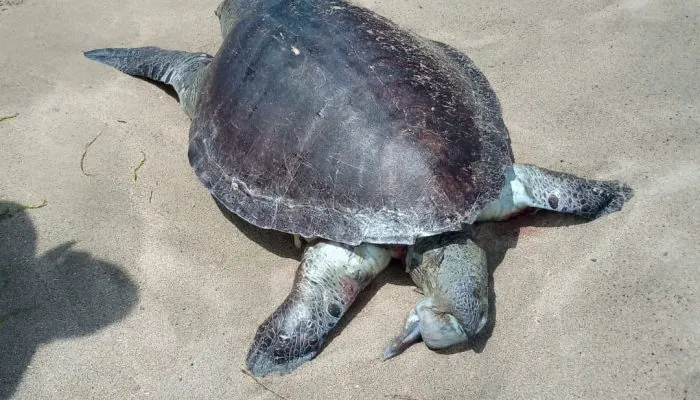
<box><xmin>478</xmin><ymin>163</ymin><xmax>634</xmax><ymax>221</ymax></box>
<box><xmin>246</xmin><ymin>242</ymin><xmax>391</xmax><ymax>377</ymax></box>
<box><xmin>84</xmin><ymin>47</ymin><xmax>212</xmax><ymax>118</ymax></box>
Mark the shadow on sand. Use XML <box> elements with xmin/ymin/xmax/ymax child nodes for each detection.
<box><xmin>0</xmin><ymin>201</ymin><xmax>139</xmax><ymax>399</ymax></box>
<box><xmin>214</xmin><ymin>198</ymin><xmax>303</xmax><ymax>261</ymax></box>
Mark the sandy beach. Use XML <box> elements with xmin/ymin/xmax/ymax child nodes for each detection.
<box><xmin>1</xmin><ymin>0</ymin><xmax>698</xmax><ymax>398</ymax></box>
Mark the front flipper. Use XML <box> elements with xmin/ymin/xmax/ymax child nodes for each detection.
<box><xmin>84</xmin><ymin>47</ymin><xmax>212</xmax><ymax>118</ymax></box>
<box><xmin>383</xmin><ymin>234</ymin><xmax>489</xmax><ymax>360</ymax></box>
<box><xmin>478</xmin><ymin>163</ymin><xmax>634</xmax><ymax>221</ymax></box>
<box><xmin>246</xmin><ymin>242</ymin><xmax>391</xmax><ymax>376</ymax></box>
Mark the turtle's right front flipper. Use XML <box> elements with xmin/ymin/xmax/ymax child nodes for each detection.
<box><xmin>83</xmin><ymin>47</ymin><xmax>212</xmax><ymax>117</ymax></box>
<box><xmin>478</xmin><ymin>164</ymin><xmax>634</xmax><ymax>221</ymax></box>
<box><xmin>246</xmin><ymin>242</ymin><xmax>391</xmax><ymax>377</ymax></box>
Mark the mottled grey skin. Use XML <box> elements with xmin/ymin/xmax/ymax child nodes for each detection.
<box><xmin>478</xmin><ymin>164</ymin><xmax>634</xmax><ymax>222</ymax></box>
<box><xmin>83</xmin><ymin>0</ymin><xmax>634</xmax><ymax>377</ymax></box>
<box><xmin>383</xmin><ymin>233</ymin><xmax>489</xmax><ymax>360</ymax></box>
<box><xmin>247</xmin><ymin>243</ymin><xmax>391</xmax><ymax>375</ymax></box>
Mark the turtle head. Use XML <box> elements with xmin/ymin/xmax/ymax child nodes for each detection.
<box><xmin>383</xmin><ymin>235</ymin><xmax>489</xmax><ymax>360</ymax></box>
<box><xmin>414</xmin><ymin>293</ymin><xmax>488</xmax><ymax>349</ymax></box>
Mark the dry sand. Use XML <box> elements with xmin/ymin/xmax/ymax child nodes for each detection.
<box><xmin>1</xmin><ymin>0</ymin><xmax>698</xmax><ymax>398</ymax></box>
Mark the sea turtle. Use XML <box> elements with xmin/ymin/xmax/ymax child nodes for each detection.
<box><xmin>84</xmin><ymin>0</ymin><xmax>633</xmax><ymax>377</ymax></box>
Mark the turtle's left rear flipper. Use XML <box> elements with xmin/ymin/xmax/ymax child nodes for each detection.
<box><xmin>246</xmin><ymin>243</ymin><xmax>391</xmax><ymax>377</ymax></box>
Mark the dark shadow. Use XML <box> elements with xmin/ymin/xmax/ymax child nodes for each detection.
<box><xmin>213</xmin><ymin>197</ymin><xmax>303</xmax><ymax>261</ymax></box>
<box><xmin>508</xmin><ymin>209</ymin><xmax>590</xmax><ymax>229</ymax></box>
<box><xmin>134</xmin><ymin>76</ymin><xmax>180</xmax><ymax>102</ymax></box>
<box><xmin>0</xmin><ymin>201</ymin><xmax>139</xmax><ymax>399</ymax></box>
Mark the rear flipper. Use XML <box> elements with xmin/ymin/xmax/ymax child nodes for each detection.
<box><xmin>478</xmin><ymin>163</ymin><xmax>634</xmax><ymax>221</ymax></box>
<box><xmin>383</xmin><ymin>235</ymin><xmax>489</xmax><ymax>360</ymax></box>
<box><xmin>246</xmin><ymin>242</ymin><xmax>391</xmax><ymax>376</ymax></box>
<box><xmin>84</xmin><ymin>47</ymin><xmax>212</xmax><ymax>117</ymax></box>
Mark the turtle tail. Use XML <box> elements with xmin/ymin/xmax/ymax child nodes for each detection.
<box><xmin>84</xmin><ymin>47</ymin><xmax>213</xmax><ymax>117</ymax></box>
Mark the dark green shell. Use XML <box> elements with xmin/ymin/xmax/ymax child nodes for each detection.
<box><xmin>188</xmin><ymin>0</ymin><xmax>513</xmax><ymax>245</ymax></box>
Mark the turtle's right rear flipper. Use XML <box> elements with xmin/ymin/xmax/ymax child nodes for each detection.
<box><xmin>84</xmin><ymin>47</ymin><xmax>212</xmax><ymax>117</ymax></box>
